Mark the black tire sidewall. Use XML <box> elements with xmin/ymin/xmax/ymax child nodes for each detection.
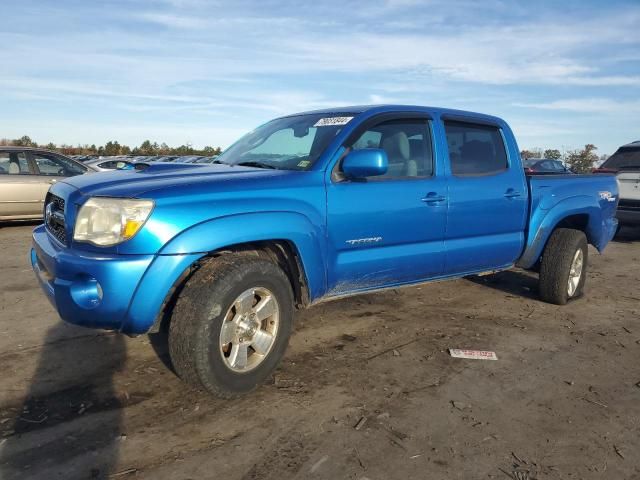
<box><xmin>173</xmin><ymin>257</ymin><xmax>293</xmax><ymax>396</ymax></box>
<box><xmin>539</xmin><ymin>229</ymin><xmax>588</xmax><ymax>305</ymax></box>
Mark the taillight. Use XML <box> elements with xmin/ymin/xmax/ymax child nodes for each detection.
<box><xmin>592</xmin><ymin>167</ymin><xmax>618</xmax><ymax>174</ymax></box>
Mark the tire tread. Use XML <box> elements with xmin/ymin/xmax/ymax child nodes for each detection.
<box><xmin>539</xmin><ymin>228</ymin><xmax>588</xmax><ymax>305</ymax></box>
<box><xmin>168</xmin><ymin>255</ymin><xmax>292</xmax><ymax>398</ymax></box>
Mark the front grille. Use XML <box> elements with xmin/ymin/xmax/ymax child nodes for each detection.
<box><xmin>45</xmin><ymin>193</ymin><xmax>67</xmax><ymax>245</ymax></box>
<box><xmin>618</xmin><ymin>199</ymin><xmax>640</xmax><ymax>211</ymax></box>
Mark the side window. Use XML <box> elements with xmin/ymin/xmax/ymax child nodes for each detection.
<box><xmin>0</xmin><ymin>152</ymin><xmax>31</xmax><ymax>175</ymax></box>
<box><xmin>32</xmin><ymin>153</ymin><xmax>86</xmax><ymax>176</ymax></box>
<box><xmin>349</xmin><ymin>119</ymin><xmax>433</xmax><ymax>178</ymax></box>
<box><xmin>352</xmin><ymin>130</ymin><xmax>382</xmax><ymax>150</ymax></box>
<box><xmin>444</xmin><ymin>121</ymin><xmax>508</xmax><ymax>176</ymax></box>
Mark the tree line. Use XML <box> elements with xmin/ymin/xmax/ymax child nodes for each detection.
<box><xmin>0</xmin><ymin>135</ymin><xmax>222</xmax><ymax>157</ymax></box>
<box><xmin>1</xmin><ymin>135</ymin><xmax>608</xmax><ymax>173</ymax></box>
<box><xmin>520</xmin><ymin>145</ymin><xmax>608</xmax><ymax>173</ymax></box>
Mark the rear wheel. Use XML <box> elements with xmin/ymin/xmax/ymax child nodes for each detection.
<box><xmin>539</xmin><ymin>228</ymin><xmax>588</xmax><ymax>305</ymax></box>
<box><xmin>168</xmin><ymin>255</ymin><xmax>294</xmax><ymax>397</ymax></box>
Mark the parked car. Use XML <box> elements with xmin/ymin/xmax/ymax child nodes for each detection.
<box><xmin>85</xmin><ymin>158</ymin><xmax>135</xmax><ymax>172</ymax></box>
<box><xmin>30</xmin><ymin>105</ymin><xmax>618</xmax><ymax>397</ymax></box>
<box><xmin>524</xmin><ymin>158</ymin><xmax>572</xmax><ymax>174</ymax></box>
<box><xmin>73</xmin><ymin>155</ymin><xmax>99</xmax><ymax>163</ymax></box>
<box><xmin>0</xmin><ymin>147</ymin><xmax>95</xmax><ymax>220</ymax></box>
<box><xmin>594</xmin><ymin>141</ymin><xmax>640</xmax><ymax>227</ymax></box>
<box><xmin>190</xmin><ymin>156</ymin><xmax>219</xmax><ymax>164</ymax></box>
<box><xmin>173</xmin><ymin>156</ymin><xmax>203</xmax><ymax>163</ymax></box>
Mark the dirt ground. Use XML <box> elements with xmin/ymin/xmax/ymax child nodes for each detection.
<box><xmin>0</xmin><ymin>223</ymin><xmax>639</xmax><ymax>480</ymax></box>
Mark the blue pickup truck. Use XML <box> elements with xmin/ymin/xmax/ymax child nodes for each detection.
<box><xmin>31</xmin><ymin>105</ymin><xmax>618</xmax><ymax>397</ymax></box>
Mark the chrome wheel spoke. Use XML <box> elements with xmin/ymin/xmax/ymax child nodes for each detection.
<box><xmin>220</xmin><ymin>320</ymin><xmax>237</xmax><ymax>345</ymax></box>
<box><xmin>567</xmin><ymin>249</ymin><xmax>584</xmax><ymax>297</ymax></box>
<box><xmin>251</xmin><ymin>330</ymin><xmax>274</xmax><ymax>355</ymax></box>
<box><xmin>254</xmin><ymin>295</ymin><xmax>276</xmax><ymax>321</ymax></box>
<box><xmin>229</xmin><ymin>343</ymin><xmax>249</xmax><ymax>369</ymax></box>
<box><xmin>219</xmin><ymin>286</ymin><xmax>280</xmax><ymax>373</ymax></box>
<box><xmin>235</xmin><ymin>290</ymin><xmax>255</xmax><ymax>314</ymax></box>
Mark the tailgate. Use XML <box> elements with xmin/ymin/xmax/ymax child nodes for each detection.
<box><xmin>617</xmin><ymin>170</ymin><xmax>640</xmax><ymax>203</ymax></box>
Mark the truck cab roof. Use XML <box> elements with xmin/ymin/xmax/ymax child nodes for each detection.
<box><xmin>289</xmin><ymin>104</ymin><xmax>505</xmax><ymax>124</ymax></box>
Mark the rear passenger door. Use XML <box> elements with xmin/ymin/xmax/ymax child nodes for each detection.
<box><xmin>442</xmin><ymin>119</ymin><xmax>528</xmax><ymax>274</ymax></box>
<box><xmin>0</xmin><ymin>150</ymin><xmax>44</xmax><ymax>218</ymax></box>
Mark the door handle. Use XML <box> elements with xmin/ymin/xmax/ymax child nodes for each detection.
<box><xmin>421</xmin><ymin>192</ymin><xmax>446</xmax><ymax>204</ymax></box>
<box><xmin>504</xmin><ymin>189</ymin><xmax>521</xmax><ymax>198</ymax></box>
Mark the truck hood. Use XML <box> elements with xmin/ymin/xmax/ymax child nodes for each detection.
<box><xmin>62</xmin><ymin>162</ymin><xmax>288</xmax><ymax>198</ymax></box>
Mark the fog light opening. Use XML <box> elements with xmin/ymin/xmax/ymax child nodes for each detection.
<box><xmin>69</xmin><ymin>275</ymin><xmax>103</xmax><ymax>310</ymax></box>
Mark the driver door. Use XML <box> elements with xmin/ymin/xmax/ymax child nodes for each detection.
<box><xmin>326</xmin><ymin>115</ymin><xmax>447</xmax><ymax>293</ymax></box>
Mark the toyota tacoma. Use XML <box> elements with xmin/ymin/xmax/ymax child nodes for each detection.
<box><xmin>31</xmin><ymin>105</ymin><xmax>619</xmax><ymax>397</ymax></box>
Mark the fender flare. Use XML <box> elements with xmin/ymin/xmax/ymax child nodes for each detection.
<box><xmin>517</xmin><ymin>195</ymin><xmax>603</xmax><ymax>269</ymax></box>
<box><xmin>158</xmin><ymin>211</ymin><xmax>327</xmax><ymax>300</ymax></box>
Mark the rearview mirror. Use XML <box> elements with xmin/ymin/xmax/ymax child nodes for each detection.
<box><xmin>342</xmin><ymin>149</ymin><xmax>388</xmax><ymax>179</ymax></box>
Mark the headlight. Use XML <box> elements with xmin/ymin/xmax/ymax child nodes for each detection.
<box><xmin>74</xmin><ymin>198</ymin><xmax>154</xmax><ymax>246</ymax></box>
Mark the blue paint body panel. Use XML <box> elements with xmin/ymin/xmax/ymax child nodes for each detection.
<box><xmin>30</xmin><ymin>105</ymin><xmax>619</xmax><ymax>334</ymax></box>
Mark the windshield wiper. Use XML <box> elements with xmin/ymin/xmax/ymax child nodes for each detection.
<box><xmin>236</xmin><ymin>161</ymin><xmax>277</xmax><ymax>169</ymax></box>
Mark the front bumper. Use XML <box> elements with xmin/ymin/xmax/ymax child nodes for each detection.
<box><xmin>31</xmin><ymin>225</ymin><xmax>202</xmax><ymax>334</ymax></box>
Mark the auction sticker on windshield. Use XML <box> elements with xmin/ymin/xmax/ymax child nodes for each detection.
<box><xmin>314</xmin><ymin>117</ymin><xmax>353</xmax><ymax>127</ymax></box>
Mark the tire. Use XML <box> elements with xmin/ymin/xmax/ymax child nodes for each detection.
<box><xmin>539</xmin><ymin>228</ymin><xmax>588</xmax><ymax>305</ymax></box>
<box><xmin>613</xmin><ymin>224</ymin><xmax>622</xmax><ymax>239</ymax></box>
<box><xmin>168</xmin><ymin>255</ymin><xmax>294</xmax><ymax>398</ymax></box>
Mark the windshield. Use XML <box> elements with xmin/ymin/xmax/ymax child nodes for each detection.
<box><xmin>602</xmin><ymin>146</ymin><xmax>640</xmax><ymax>170</ymax></box>
<box><xmin>217</xmin><ymin>113</ymin><xmax>355</xmax><ymax>170</ymax></box>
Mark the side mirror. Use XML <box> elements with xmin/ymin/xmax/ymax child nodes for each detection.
<box><xmin>342</xmin><ymin>149</ymin><xmax>388</xmax><ymax>179</ymax></box>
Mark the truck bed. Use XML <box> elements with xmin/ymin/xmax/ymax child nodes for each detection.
<box><xmin>517</xmin><ymin>173</ymin><xmax>619</xmax><ymax>268</ymax></box>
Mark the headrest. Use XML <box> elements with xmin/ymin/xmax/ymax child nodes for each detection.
<box><xmin>382</xmin><ymin>131</ymin><xmax>410</xmax><ymax>160</ymax></box>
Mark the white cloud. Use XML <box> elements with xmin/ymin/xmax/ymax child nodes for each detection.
<box><xmin>136</xmin><ymin>12</ymin><xmax>208</xmax><ymax>29</ymax></box>
<box><xmin>0</xmin><ymin>0</ymin><xmax>638</xmax><ymax>153</ymax></box>
<box><xmin>513</xmin><ymin>98</ymin><xmax>640</xmax><ymax>114</ymax></box>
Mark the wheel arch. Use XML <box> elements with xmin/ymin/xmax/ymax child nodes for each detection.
<box><xmin>517</xmin><ymin>196</ymin><xmax>602</xmax><ymax>269</ymax></box>
<box><xmin>149</xmin><ymin>239</ymin><xmax>312</xmax><ymax>335</ymax></box>
<box><xmin>144</xmin><ymin>212</ymin><xmax>326</xmax><ymax>334</ymax></box>
<box><xmin>207</xmin><ymin>239</ymin><xmax>311</xmax><ymax>308</ymax></box>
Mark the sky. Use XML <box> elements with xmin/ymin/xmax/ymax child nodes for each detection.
<box><xmin>1</xmin><ymin>0</ymin><xmax>639</xmax><ymax>155</ymax></box>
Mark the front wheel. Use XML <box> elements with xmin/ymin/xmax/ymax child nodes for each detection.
<box><xmin>168</xmin><ymin>255</ymin><xmax>294</xmax><ymax>398</ymax></box>
<box><xmin>538</xmin><ymin>228</ymin><xmax>588</xmax><ymax>305</ymax></box>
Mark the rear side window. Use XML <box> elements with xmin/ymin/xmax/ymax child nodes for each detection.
<box><xmin>0</xmin><ymin>152</ymin><xmax>31</xmax><ymax>175</ymax></box>
<box><xmin>602</xmin><ymin>147</ymin><xmax>640</xmax><ymax>170</ymax></box>
<box><xmin>32</xmin><ymin>153</ymin><xmax>86</xmax><ymax>176</ymax></box>
<box><xmin>98</xmin><ymin>161</ymin><xmax>119</xmax><ymax>169</ymax></box>
<box><xmin>545</xmin><ymin>160</ymin><xmax>565</xmax><ymax>171</ymax></box>
<box><xmin>444</xmin><ymin>121</ymin><xmax>508</xmax><ymax>176</ymax></box>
